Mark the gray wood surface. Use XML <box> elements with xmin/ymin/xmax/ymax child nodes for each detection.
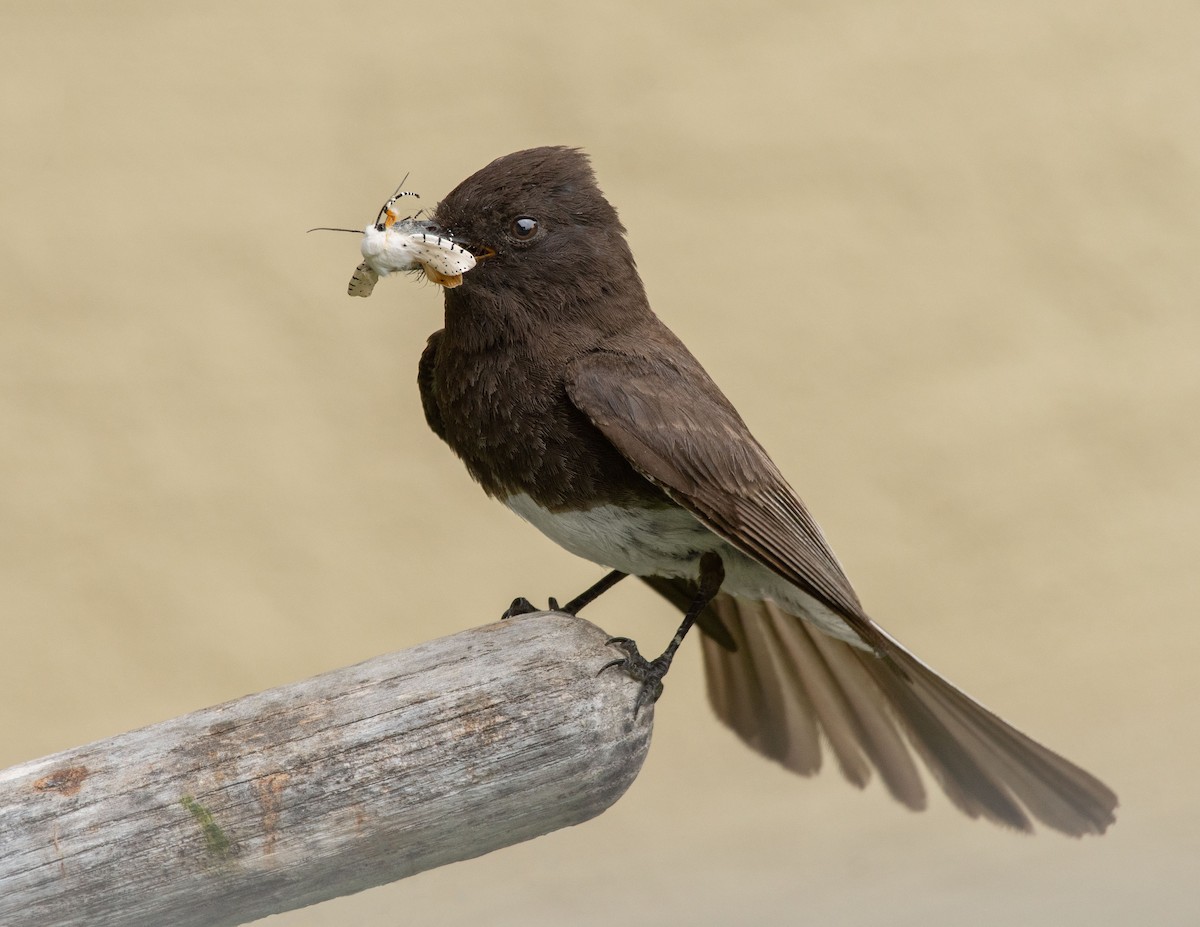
<box><xmin>0</xmin><ymin>612</ymin><xmax>652</xmax><ymax>927</ymax></box>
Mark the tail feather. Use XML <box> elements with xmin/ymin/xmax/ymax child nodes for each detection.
<box><xmin>696</xmin><ymin>591</ymin><xmax>1117</xmax><ymax>836</ymax></box>
<box><xmin>861</xmin><ymin>639</ymin><xmax>1117</xmax><ymax>834</ymax></box>
<box><xmin>801</xmin><ymin>622</ymin><xmax>926</xmax><ymax>808</ymax></box>
<box><xmin>704</xmin><ymin>599</ymin><xmax>813</xmax><ymax>769</ymax></box>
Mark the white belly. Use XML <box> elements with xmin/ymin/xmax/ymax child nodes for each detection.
<box><xmin>504</xmin><ymin>493</ymin><xmax>715</xmax><ymax>577</ymax></box>
<box><xmin>502</xmin><ymin>492</ymin><xmax>861</xmax><ymax>645</ymax></box>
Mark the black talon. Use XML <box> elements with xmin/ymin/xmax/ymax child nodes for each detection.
<box><xmin>598</xmin><ymin>552</ymin><xmax>726</xmax><ymax>717</ymax></box>
<box><xmin>500</xmin><ymin>569</ymin><xmax>629</xmax><ymax>621</ymax></box>
<box><xmin>598</xmin><ymin>638</ymin><xmax>666</xmax><ymax>716</ymax></box>
<box><xmin>598</xmin><ymin>638</ymin><xmax>636</xmax><ymax>674</ymax></box>
<box><xmin>500</xmin><ymin>597</ymin><xmax>540</xmax><ymax>620</ymax></box>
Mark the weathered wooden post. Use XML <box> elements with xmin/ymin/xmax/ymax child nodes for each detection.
<box><xmin>0</xmin><ymin>612</ymin><xmax>652</xmax><ymax>927</ymax></box>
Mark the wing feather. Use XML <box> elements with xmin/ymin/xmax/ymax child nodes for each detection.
<box><xmin>567</xmin><ymin>349</ymin><xmax>870</xmax><ymax>632</ymax></box>
<box><xmin>570</xmin><ymin>346</ymin><xmax>1116</xmax><ymax>835</ymax></box>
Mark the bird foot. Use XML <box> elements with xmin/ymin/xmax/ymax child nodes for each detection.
<box><xmin>500</xmin><ymin>596</ymin><xmax>564</xmax><ymax>620</ymax></box>
<box><xmin>500</xmin><ymin>570</ymin><xmax>628</xmax><ymax>621</ymax></box>
<box><xmin>598</xmin><ymin>637</ymin><xmax>667</xmax><ymax>716</ymax></box>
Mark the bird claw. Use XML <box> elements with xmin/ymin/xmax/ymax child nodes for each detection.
<box><xmin>598</xmin><ymin>636</ymin><xmax>666</xmax><ymax>717</ymax></box>
<box><xmin>500</xmin><ymin>597</ymin><xmax>540</xmax><ymax>620</ymax></box>
<box><xmin>501</xmin><ymin>595</ymin><xmax>565</xmax><ymax>620</ymax></box>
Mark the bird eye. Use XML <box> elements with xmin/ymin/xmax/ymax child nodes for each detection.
<box><xmin>509</xmin><ymin>216</ymin><xmax>539</xmax><ymax>240</ymax></box>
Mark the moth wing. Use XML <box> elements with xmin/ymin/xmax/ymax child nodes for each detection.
<box><xmin>443</xmin><ymin>245</ymin><xmax>476</xmax><ymax>275</ymax></box>
<box><xmin>411</xmin><ymin>237</ymin><xmax>476</xmax><ymax>275</ymax></box>
<box><xmin>348</xmin><ymin>261</ymin><xmax>378</xmax><ymax>298</ymax></box>
<box><xmin>421</xmin><ymin>266</ymin><xmax>464</xmax><ymax>288</ymax></box>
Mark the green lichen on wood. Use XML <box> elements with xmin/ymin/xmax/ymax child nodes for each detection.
<box><xmin>180</xmin><ymin>794</ymin><xmax>234</xmax><ymax>859</ymax></box>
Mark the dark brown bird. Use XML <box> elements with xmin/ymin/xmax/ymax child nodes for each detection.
<box><xmin>417</xmin><ymin>145</ymin><xmax>1117</xmax><ymax>837</ymax></box>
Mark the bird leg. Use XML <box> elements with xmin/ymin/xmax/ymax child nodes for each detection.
<box><xmin>600</xmin><ymin>551</ymin><xmax>725</xmax><ymax>715</ymax></box>
<box><xmin>559</xmin><ymin>569</ymin><xmax>628</xmax><ymax>614</ymax></box>
<box><xmin>501</xmin><ymin>569</ymin><xmax>628</xmax><ymax>619</ymax></box>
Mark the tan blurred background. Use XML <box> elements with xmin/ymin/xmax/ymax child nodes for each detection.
<box><xmin>2</xmin><ymin>2</ymin><xmax>1197</xmax><ymax>924</ymax></box>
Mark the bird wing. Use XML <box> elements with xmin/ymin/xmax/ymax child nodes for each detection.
<box><xmin>567</xmin><ymin>345</ymin><xmax>1117</xmax><ymax>836</ymax></box>
<box><xmin>565</xmin><ymin>346</ymin><xmax>880</xmax><ymax>644</ymax></box>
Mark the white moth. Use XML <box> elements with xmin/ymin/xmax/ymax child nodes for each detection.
<box><xmin>311</xmin><ymin>186</ymin><xmax>477</xmax><ymax>296</ymax></box>
<box><xmin>353</xmin><ymin>188</ymin><xmax>477</xmax><ymax>296</ymax></box>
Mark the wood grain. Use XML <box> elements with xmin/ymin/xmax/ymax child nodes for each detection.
<box><xmin>0</xmin><ymin>612</ymin><xmax>652</xmax><ymax>927</ymax></box>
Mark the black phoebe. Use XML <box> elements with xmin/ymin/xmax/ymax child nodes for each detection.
<box><xmin>416</xmin><ymin>146</ymin><xmax>1116</xmax><ymax>836</ymax></box>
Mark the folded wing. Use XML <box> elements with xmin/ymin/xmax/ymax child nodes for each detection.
<box><xmin>568</xmin><ymin>347</ymin><xmax>1117</xmax><ymax>836</ymax></box>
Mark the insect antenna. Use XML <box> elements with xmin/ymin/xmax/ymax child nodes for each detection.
<box><xmin>389</xmin><ymin>172</ymin><xmax>411</xmax><ymax>200</ymax></box>
<box><xmin>375</xmin><ymin>174</ymin><xmax>421</xmax><ymax>229</ymax></box>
